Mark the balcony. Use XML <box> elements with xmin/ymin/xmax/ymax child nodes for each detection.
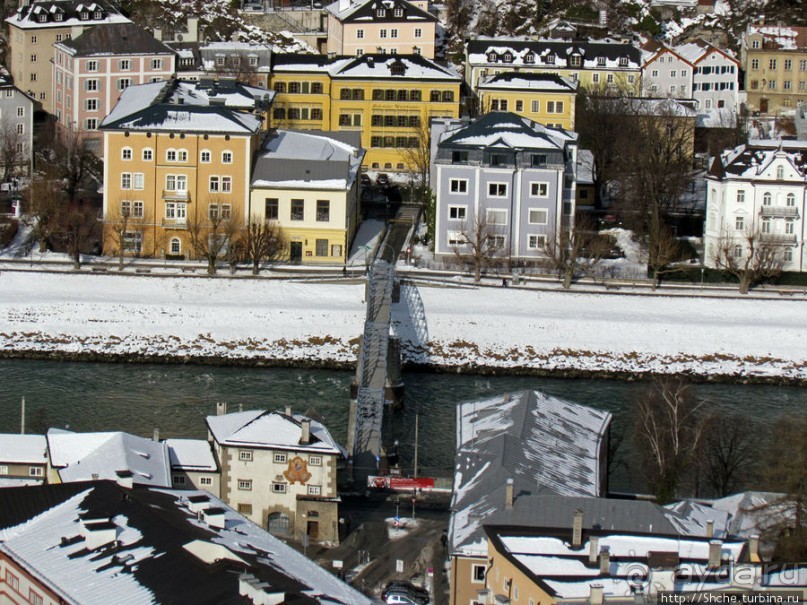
<box><xmin>161</xmin><ymin>218</ymin><xmax>188</xmax><ymax>229</ymax></box>
<box><xmin>760</xmin><ymin>206</ymin><xmax>799</xmax><ymax>219</ymax></box>
<box><xmin>760</xmin><ymin>233</ymin><xmax>797</xmax><ymax>245</ymax></box>
<box><xmin>163</xmin><ymin>189</ymin><xmax>190</xmax><ymax>201</ymax></box>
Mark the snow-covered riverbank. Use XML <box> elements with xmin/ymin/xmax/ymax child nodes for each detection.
<box><xmin>0</xmin><ymin>271</ymin><xmax>804</xmax><ymax>383</ymax></box>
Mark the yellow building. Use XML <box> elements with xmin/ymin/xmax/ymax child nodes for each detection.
<box><xmin>476</xmin><ymin>72</ymin><xmax>578</xmax><ymax>129</ymax></box>
<box><xmin>100</xmin><ymin>77</ymin><xmax>273</xmax><ymax>260</ymax></box>
<box><xmin>269</xmin><ymin>53</ymin><xmax>461</xmax><ymax>172</ymax></box>
<box><xmin>5</xmin><ymin>0</ymin><xmax>131</xmax><ymax>113</ymax></box>
<box><xmin>249</xmin><ymin>129</ymin><xmax>364</xmax><ymax>264</ymax></box>
<box><xmin>742</xmin><ymin>24</ymin><xmax>807</xmax><ymax>115</ymax></box>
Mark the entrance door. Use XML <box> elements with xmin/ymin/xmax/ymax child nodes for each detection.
<box><xmin>306</xmin><ymin>520</ymin><xmax>319</xmax><ymax>539</ymax></box>
<box><xmin>290</xmin><ymin>241</ymin><xmax>303</xmax><ymax>263</ymax></box>
<box><xmin>760</xmin><ymin>98</ymin><xmax>768</xmax><ymax>114</ymax></box>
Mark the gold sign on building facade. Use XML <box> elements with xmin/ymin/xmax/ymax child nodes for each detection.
<box><xmin>284</xmin><ymin>456</ymin><xmax>312</xmax><ymax>485</ymax></box>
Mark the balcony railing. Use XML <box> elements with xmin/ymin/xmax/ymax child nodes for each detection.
<box><xmin>760</xmin><ymin>232</ymin><xmax>797</xmax><ymax>245</ymax></box>
<box><xmin>760</xmin><ymin>206</ymin><xmax>799</xmax><ymax>219</ymax></box>
<box><xmin>163</xmin><ymin>190</ymin><xmax>190</xmax><ymax>201</ymax></box>
<box><xmin>161</xmin><ymin>218</ymin><xmax>188</xmax><ymax>229</ymax></box>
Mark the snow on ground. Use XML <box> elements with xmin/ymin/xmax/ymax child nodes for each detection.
<box><xmin>0</xmin><ymin>271</ymin><xmax>805</xmax><ymax>380</ymax></box>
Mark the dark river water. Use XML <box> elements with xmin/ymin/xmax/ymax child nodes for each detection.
<box><xmin>1</xmin><ymin>359</ymin><xmax>804</xmax><ymax>490</ymax></box>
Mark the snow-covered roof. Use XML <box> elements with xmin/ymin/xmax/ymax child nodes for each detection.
<box><xmin>325</xmin><ymin>0</ymin><xmax>436</xmax><ymax>24</ymax></box>
<box><xmin>7</xmin><ymin>0</ymin><xmax>131</xmax><ymax>30</ymax></box>
<box><xmin>748</xmin><ymin>25</ymin><xmax>807</xmax><ymax>51</ymax></box>
<box><xmin>206</xmin><ymin>410</ymin><xmax>346</xmax><ymax>457</ymax></box>
<box><xmin>251</xmin><ymin>129</ymin><xmax>364</xmax><ymax>190</ymax></box>
<box><xmin>165</xmin><ymin>439</ymin><xmax>217</xmax><ymax>472</ymax></box>
<box><xmin>47</xmin><ymin>428</ymin><xmax>172</xmax><ymax>487</ymax></box>
<box><xmin>0</xmin><ymin>481</ymin><xmax>372</xmax><ymax>604</ymax></box>
<box><xmin>467</xmin><ymin>38</ymin><xmax>642</xmax><ymax>71</ymax></box>
<box><xmin>577</xmin><ymin>149</ymin><xmax>595</xmax><ymax>186</ymax></box>
<box><xmin>0</xmin><ymin>434</ymin><xmax>47</xmax><ymax>465</ymax></box>
<box><xmin>477</xmin><ymin>71</ymin><xmax>578</xmax><ymax>92</ymax></box>
<box><xmin>438</xmin><ymin>112</ymin><xmax>577</xmax><ymax>152</ymax></box>
<box><xmin>710</xmin><ymin>142</ymin><xmax>807</xmax><ymax>180</ymax></box>
<box><xmin>331</xmin><ymin>53</ymin><xmax>460</xmax><ymax>80</ymax></box>
<box><xmin>449</xmin><ymin>390</ymin><xmax>611</xmax><ymax>553</ymax></box>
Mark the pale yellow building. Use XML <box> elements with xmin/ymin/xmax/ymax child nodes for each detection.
<box><xmin>99</xmin><ymin>77</ymin><xmax>272</xmax><ymax>260</ymax></box>
<box><xmin>206</xmin><ymin>405</ymin><xmax>346</xmax><ymax>544</ymax></box>
<box><xmin>325</xmin><ymin>0</ymin><xmax>437</xmax><ymax>59</ymax></box>
<box><xmin>250</xmin><ymin>129</ymin><xmax>364</xmax><ymax>264</ymax></box>
<box><xmin>6</xmin><ymin>0</ymin><xmax>130</xmax><ymax>112</ymax></box>
<box><xmin>742</xmin><ymin>24</ymin><xmax>807</xmax><ymax>114</ymax></box>
<box><xmin>476</xmin><ymin>72</ymin><xmax>578</xmax><ymax>130</ymax></box>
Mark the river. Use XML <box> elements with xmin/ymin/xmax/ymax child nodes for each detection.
<box><xmin>1</xmin><ymin>359</ymin><xmax>804</xmax><ymax>490</ymax></box>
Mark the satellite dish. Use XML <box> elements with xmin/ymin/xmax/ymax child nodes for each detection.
<box><xmin>177</xmin><ymin>33</ymin><xmax>184</xmax><ymax>41</ymax></box>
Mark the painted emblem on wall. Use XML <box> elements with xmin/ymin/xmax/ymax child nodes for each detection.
<box><xmin>284</xmin><ymin>456</ymin><xmax>311</xmax><ymax>485</ymax></box>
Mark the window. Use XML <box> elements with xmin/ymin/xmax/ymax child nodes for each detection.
<box><xmin>85</xmin><ymin>98</ymin><xmax>98</xmax><ymax>111</ymax></box>
<box><xmin>380</xmin><ymin>29</ymin><xmax>387</xmax><ymax>39</ymax></box>
<box><xmin>118</xmin><ymin>78</ymin><xmax>131</xmax><ymax>91</ymax></box>
<box><xmin>30</xmin><ymin>73</ymin><xmax>37</xmax><ymax>82</ymax></box>
<box><xmin>733</xmin><ymin>244</ymin><xmax>743</xmax><ymax>258</ymax></box>
<box><xmin>0</xmin><ymin>465</ymin><xmax>8</xmax><ymax>475</ymax></box>
<box><xmin>221</xmin><ymin>176</ymin><xmax>231</xmax><ymax>193</ymax></box>
<box><xmin>30</xmin><ymin>53</ymin><xmax>37</xmax><ymax>63</ymax></box>
<box><xmin>786</xmin><ymin>220</ymin><xmax>795</xmax><ymax>235</ymax></box>
<box><xmin>414</xmin><ymin>27</ymin><xmax>422</xmax><ymax>38</ymax></box>
<box><xmin>449</xmin><ymin>179</ymin><xmax>468</xmax><ymax>194</ymax></box>
<box><xmin>29</xmin><ymin>590</ymin><xmax>44</xmax><ymax>605</ymax></box>
<box><xmin>31</xmin><ymin>34</ymin><xmax>38</xmax><ymax>44</ymax></box>
<box><xmin>787</xmin><ymin>193</ymin><xmax>796</xmax><ymax>206</ymax></box>
<box><xmin>165</xmin><ymin>203</ymin><xmax>187</xmax><ymax>220</ymax></box>
<box><xmin>238</xmin><ymin>503</ymin><xmax>253</xmax><ymax>515</ymax></box>
<box><xmin>315</xmin><ymin>239</ymin><xmax>328</xmax><ymax>256</ymax></box>
<box><xmin>762</xmin><ymin>218</ymin><xmax>771</xmax><ymax>233</ymax></box>
<box><xmin>200</xmin><ymin>150</ymin><xmax>211</xmax><ymax>163</ymax></box>
<box><xmin>785</xmin><ymin>248</ymin><xmax>794</xmax><ymax>262</ymax></box>
<box><xmin>209</xmin><ymin>176</ymin><xmax>220</xmax><ymax>192</ymax></box>
<box><xmin>239</xmin><ymin>450</ymin><xmax>253</xmax><ymax>461</ymax></box>
<box><xmin>291</xmin><ymin>199</ymin><xmax>304</xmax><ymax>221</ymax></box>
<box><xmin>488</xmin><ymin>183</ymin><xmax>507</xmax><ymax>197</ymax></box>
<box><xmin>763</xmin><ymin>193</ymin><xmax>772</xmax><ymax>206</ymax></box>
<box><xmin>448</xmin><ymin>206</ymin><xmax>466</xmax><ymax>220</ymax></box>
<box><xmin>736</xmin><ymin>190</ymin><xmax>745</xmax><ymax>203</ymax></box>
<box><xmin>607</xmin><ymin>74</ymin><xmax>614</xmax><ymax>84</ymax></box>
<box><xmin>490</xmin><ymin>99</ymin><xmax>508</xmax><ymax>111</ymax></box>
<box><xmin>5</xmin><ymin>570</ymin><xmax>19</xmax><ymax>592</ymax></box>
<box><xmin>132</xmin><ymin>201</ymin><xmax>144</xmax><ymax>218</ymax></box>
<box><xmin>265</xmin><ymin>198</ymin><xmax>279</xmax><ymax>220</ymax></box>
<box><xmin>376</xmin><ymin>7</ymin><xmax>385</xmax><ymax>16</ymax></box>
<box><xmin>670</xmin><ymin>70</ymin><xmax>677</xmax><ymax>78</ymax></box>
<box><xmin>308</xmin><ymin>485</ymin><xmax>322</xmax><ymax>495</ymax></box>
<box><xmin>170</xmin><ymin>237</ymin><xmax>181</xmax><ymax>254</ymax></box>
<box><xmin>120</xmin><ymin>59</ymin><xmax>132</xmax><ymax>71</ymax></box>
<box><xmin>592</xmin><ymin>73</ymin><xmax>600</xmax><ymax>83</ymax></box>
<box><xmin>391</xmin><ymin>29</ymin><xmax>398</xmax><ymax>38</ymax></box>
<box><xmin>200</xmin><ymin>476</ymin><xmax>212</xmax><ymax>486</ymax></box>
<box><xmin>472</xmin><ymin>564</ymin><xmax>486</xmax><ymax>583</ymax></box>
<box><xmin>152</xmin><ymin>58</ymin><xmax>163</xmax><ymax>70</ymax></box>
<box><xmin>274</xmin><ymin>452</ymin><xmax>287</xmax><ymax>463</ymax></box>
<box><xmin>528</xmin><ymin>234</ymin><xmax>546</xmax><ymax>249</ymax></box>
<box><xmin>309</xmin><ymin>455</ymin><xmax>322</xmax><ymax>465</ymax></box>
<box><xmin>735</xmin><ymin>215</ymin><xmax>744</xmax><ymax>230</ymax></box>
<box><xmin>356</xmin><ymin>29</ymin><xmax>364</xmax><ymax>39</ymax></box>
<box><xmin>222</xmin><ymin>151</ymin><xmax>233</xmax><ymax>163</ymax></box>
<box><xmin>29</xmin><ymin>466</ymin><xmax>44</xmax><ymax>476</ymax></box>
<box><xmin>173</xmin><ymin>475</ymin><xmax>186</xmax><ymax>485</ymax></box>
<box><xmin>272</xmin><ymin>482</ymin><xmax>287</xmax><ymax>493</ymax></box>
<box><xmin>316</xmin><ymin>200</ymin><xmax>330</xmax><ymax>222</ymax></box>
<box><xmin>515</xmin><ymin>100</ymin><xmax>523</xmax><ymax>112</ymax></box>
<box><xmin>331</xmin><ymin>244</ymin><xmax>342</xmax><ymax>257</ymax></box>
<box><xmin>530</xmin><ymin>183</ymin><xmax>549</xmax><ymax>198</ymax></box>
<box><xmin>167</xmin><ymin>149</ymin><xmax>177</xmax><ymax>162</ymax></box>
<box><xmin>570</xmin><ymin>55</ymin><xmax>582</xmax><ymax>67</ymax></box>
<box><xmin>529</xmin><ymin>209</ymin><xmax>548</xmax><ymax>224</ymax></box>
<box><xmin>142</xmin><ymin>148</ymin><xmax>153</xmax><ymax>161</ymax></box>
<box><xmin>486</xmin><ymin>209</ymin><xmax>507</xmax><ymax>225</ymax></box>
<box><xmin>394</xmin><ymin>7</ymin><xmax>403</xmax><ymax>16</ymax></box>
<box><xmin>86</xmin><ymin>78</ymin><xmax>99</xmax><ymax>92</ymax></box>
<box><xmin>121</xmin><ymin>173</ymin><xmax>132</xmax><ymax>189</ymax></box>
<box><xmin>238</xmin><ymin>479</ymin><xmax>253</xmax><ymax>491</ymax></box>
<box><xmin>122</xmin><ymin>147</ymin><xmax>132</xmax><ymax>160</ymax></box>
<box><xmin>133</xmin><ymin>173</ymin><xmax>144</xmax><ymax>190</ymax></box>
<box><xmin>547</xmin><ymin>101</ymin><xmax>564</xmax><ymax>114</ymax></box>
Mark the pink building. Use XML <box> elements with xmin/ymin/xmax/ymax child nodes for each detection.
<box><xmin>53</xmin><ymin>22</ymin><xmax>175</xmax><ymax>152</ymax></box>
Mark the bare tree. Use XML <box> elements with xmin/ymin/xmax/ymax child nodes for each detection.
<box><xmin>399</xmin><ymin>117</ymin><xmax>432</xmax><ymax>205</ymax></box>
<box><xmin>188</xmin><ymin>199</ymin><xmax>242</xmax><ymax>275</ymax></box>
<box><xmin>700</xmin><ymin>413</ymin><xmax>758</xmax><ymax>497</ymax></box>
<box><xmin>26</xmin><ymin>179</ymin><xmax>63</xmax><ymax>253</ymax></box>
<box><xmin>452</xmin><ymin>213</ymin><xmax>504</xmax><ymax>282</ymax></box>
<box><xmin>633</xmin><ymin>378</ymin><xmax>709</xmax><ymax>504</ymax></box>
<box><xmin>55</xmin><ymin>128</ymin><xmax>101</xmax><ymax>204</ymax></box>
<box><xmin>646</xmin><ymin>223</ymin><xmax>682</xmax><ymax>289</ymax></box>
<box><xmin>543</xmin><ymin>215</ymin><xmax>610</xmax><ymax>289</ymax></box>
<box><xmin>0</xmin><ymin>119</ymin><xmax>26</xmax><ymax>183</ymax></box>
<box><xmin>55</xmin><ymin>202</ymin><xmax>99</xmax><ymax>269</ymax></box>
<box><xmin>711</xmin><ymin>226</ymin><xmax>785</xmax><ymax>294</ymax></box>
<box><xmin>240</xmin><ymin>217</ymin><xmax>286</xmax><ymax>275</ymax></box>
<box><xmin>105</xmin><ymin>198</ymin><xmax>146</xmax><ymax>270</ymax></box>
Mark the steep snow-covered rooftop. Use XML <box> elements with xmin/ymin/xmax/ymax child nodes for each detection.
<box><xmin>165</xmin><ymin>439</ymin><xmax>217</xmax><ymax>472</ymax></box>
<box><xmin>0</xmin><ymin>434</ymin><xmax>47</xmax><ymax>465</ymax></box>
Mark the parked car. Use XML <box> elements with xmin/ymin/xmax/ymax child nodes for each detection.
<box><xmin>376</xmin><ymin>173</ymin><xmax>390</xmax><ymax>187</ymax></box>
<box><xmin>382</xmin><ymin>581</ymin><xmax>429</xmax><ymax>604</ymax></box>
<box><xmin>360</xmin><ymin>173</ymin><xmax>372</xmax><ymax>187</ymax></box>
<box><xmin>385</xmin><ymin>593</ymin><xmax>425</xmax><ymax>605</ymax></box>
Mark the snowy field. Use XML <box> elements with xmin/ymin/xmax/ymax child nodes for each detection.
<box><xmin>0</xmin><ymin>271</ymin><xmax>805</xmax><ymax>381</ymax></box>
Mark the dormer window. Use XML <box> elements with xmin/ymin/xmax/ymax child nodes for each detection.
<box><xmin>394</xmin><ymin>7</ymin><xmax>403</xmax><ymax>16</ymax></box>
<box><xmin>545</xmin><ymin>54</ymin><xmax>555</xmax><ymax>65</ymax></box>
<box><xmin>390</xmin><ymin>62</ymin><xmax>405</xmax><ymax>75</ymax></box>
<box><xmin>524</xmin><ymin>53</ymin><xmax>535</xmax><ymax>64</ymax></box>
<box><xmin>618</xmin><ymin>57</ymin><xmax>628</xmax><ymax>67</ymax></box>
<box><xmin>37</xmin><ymin>13</ymin><xmax>47</xmax><ymax>22</ymax></box>
<box><xmin>376</xmin><ymin>8</ymin><xmax>385</xmax><ymax>17</ymax></box>
<box><xmin>487</xmin><ymin>51</ymin><xmax>497</xmax><ymax>63</ymax></box>
<box><xmin>79</xmin><ymin>11</ymin><xmax>89</xmax><ymax>20</ymax></box>
<box><xmin>54</xmin><ymin>12</ymin><xmax>63</xmax><ymax>20</ymax></box>
<box><xmin>597</xmin><ymin>56</ymin><xmax>606</xmax><ymax>67</ymax></box>
<box><xmin>93</xmin><ymin>10</ymin><xmax>102</xmax><ymax>18</ymax></box>
<box><xmin>503</xmin><ymin>52</ymin><xmax>513</xmax><ymax>63</ymax></box>
<box><xmin>570</xmin><ymin>54</ymin><xmax>581</xmax><ymax>67</ymax></box>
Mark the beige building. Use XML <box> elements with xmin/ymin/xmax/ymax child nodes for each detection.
<box><xmin>742</xmin><ymin>24</ymin><xmax>807</xmax><ymax>115</ymax></box>
<box><xmin>0</xmin><ymin>434</ymin><xmax>47</xmax><ymax>487</ymax></box>
<box><xmin>206</xmin><ymin>404</ymin><xmax>346</xmax><ymax>544</ymax></box>
<box><xmin>165</xmin><ymin>438</ymin><xmax>221</xmax><ymax>495</ymax></box>
<box><xmin>6</xmin><ymin>0</ymin><xmax>130</xmax><ymax>112</ymax></box>
<box><xmin>325</xmin><ymin>0</ymin><xmax>437</xmax><ymax>59</ymax></box>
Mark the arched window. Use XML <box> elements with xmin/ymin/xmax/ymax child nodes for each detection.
<box><xmin>121</xmin><ymin>147</ymin><xmax>132</xmax><ymax>160</ymax></box>
<box><xmin>170</xmin><ymin>237</ymin><xmax>181</xmax><ymax>255</ymax></box>
<box><xmin>733</xmin><ymin>245</ymin><xmax>743</xmax><ymax>259</ymax></box>
<box><xmin>776</xmin><ymin>165</ymin><xmax>784</xmax><ymax>180</ymax></box>
<box><xmin>763</xmin><ymin>193</ymin><xmax>772</xmax><ymax>205</ymax></box>
<box><xmin>786</xmin><ymin>193</ymin><xmax>796</xmax><ymax>207</ymax></box>
<box><xmin>200</xmin><ymin>150</ymin><xmax>211</xmax><ymax>163</ymax></box>
<box><xmin>267</xmin><ymin>512</ymin><xmax>291</xmax><ymax>535</ymax></box>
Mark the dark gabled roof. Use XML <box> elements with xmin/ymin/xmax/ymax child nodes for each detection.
<box><xmin>57</xmin><ymin>22</ymin><xmax>173</xmax><ymax>56</ymax></box>
<box><xmin>478</xmin><ymin>71</ymin><xmax>579</xmax><ymax>92</ymax></box>
<box><xmin>326</xmin><ymin>0</ymin><xmax>436</xmax><ymax>24</ymax></box>
<box><xmin>714</xmin><ymin>142</ymin><xmax>807</xmax><ymax>180</ymax></box>
<box><xmin>8</xmin><ymin>0</ymin><xmax>129</xmax><ymax>28</ymax></box>
<box><xmin>0</xmin><ymin>481</ymin><xmax>91</xmax><ymax>530</ymax></box>
<box><xmin>439</xmin><ymin>112</ymin><xmax>575</xmax><ymax>152</ymax></box>
<box><xmin>331</xmin><ymin>52</ymin><xmax>460</xmax><ymax>80</ymax></box>
<box><xmin>708</xmin><ymin>155</ymin><xmax>725</xmax><ymax>180</ymax></box>
<box><xmin>270</xmin><ymin>52</ymin><xmax>335</xmax><ymax>70</ymax></box>
<box><xmin>466</xmin><ymin>37</ymin><xmax>642</xmax><ymax>66</ymax></box>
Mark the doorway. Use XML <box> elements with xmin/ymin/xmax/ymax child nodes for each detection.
<box><xmin>306</xmin><ymin>520</ymin><xmax>319</xmax><ymax>539</ymax></box>
<box><xmin>290</xmin><ymin>241</ymin><xmax>303</xmax><ymax>263</ymax></box>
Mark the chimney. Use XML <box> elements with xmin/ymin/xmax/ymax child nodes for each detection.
<box><xmin>116</xmin><ymin>470</ymin><xmax>134</xmax><ymax>489</ymax></box>
<box><xmin>300</xmin><ymin>419</ymin><xmax>311</xmax><ymax>445</ymax></box>
<box><xmin>505</xmin><ymin>478</ymin><xmax>514</xmax><ymax>509</ymax></box>
<box><xmin>285</xmin><ymin>405</ymin><xmax>292</xmax><ymax>416</ymax></box>
<box><xmin>216</xmin><ymin>402</ymin><xmax>228</xmax><ymax>416</ymax></box>
<box><xmin>153</xmin><ymin>26</ymin><xmax>162</xmax><ymax>42</ymax></box>
<box><xmin>706</xmin><ymin>519</ymin><xmax>714</xmax><ymax>538</ymax></box>
<box><xmin>589</xmin><ymin>536</ymin><xmax>600</xmax><ymax>565</ymax></box>
<box><xmin>599</xmin><ymin>547</ymin><xmax>610</xmax><ymax>575</ymax></box>
<box><xmin>185</xmin><ymin>16</ymin><xmax>199</xmax><ymax>43</ymax></box>
<box><xmin>590</xmin><ymin>584</ymin><xmax>604</xmax><ymax>605</ymax></box>
<box><xmin>572</xmin><ymin>508</ymin><xmax>583</xmax><ymax>548</ymax></box>
<box><xmin>749</xmin><ymin>535</ymin><xmax>760</xmax><ymax>562</ymax></box>
<box><xmin>708</xmin><ymin>540</ymin><xmax>723</xmax><ymax>569</ymax></box>
<box><xmin>153</xmin><ymin>427</ymin><xmax>160</xmax><ymax>442</ymax></box>
<box><xmin>367</xmin><ymin>57</ymin><xmax>375</xmax><ymax>68</ymax></box>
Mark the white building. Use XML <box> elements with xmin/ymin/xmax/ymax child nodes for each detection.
<box><xmin>704</xmin><ymin>140</ymin><xmax>807</xmax><ymax>273</ymax></box>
